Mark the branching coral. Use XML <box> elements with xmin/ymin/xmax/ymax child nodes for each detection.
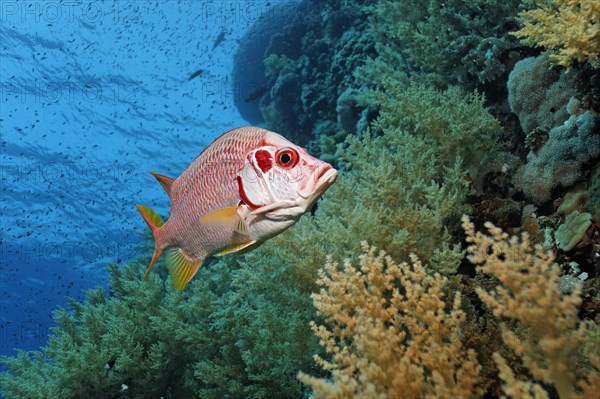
<box><xmin>298</xmin><ymin>243</ymin><xmax>483</xmax><ymax>399</ymax></box>
<box><xmin>464</xmin><ymin>216</ymin><xmax>600</xmax><ymax>398</ymax></box>
<box><xmin>370</xmin><ymin>82</ymin><xmax>500</xmax><ymax>170</ymax></box>
<box><xmin>300</xmin><ymin>219</ymin><xmax>600</xmax><ymax>398</ymax></box>
<box><xmin>512</xmin><ymin>0</ymin><xmax>600</xmax><ymax>71</ymax></box>
<box><xmin>368</xmin><ymin>0</ymin><xmax>523</xmax><ymax>84</ymax></box>
<box><xmin>0</xmin><ymin>260</ymin><xmax>201</xmax><ymax>398</ymax></box>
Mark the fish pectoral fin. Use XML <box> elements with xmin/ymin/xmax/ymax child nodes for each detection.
<box><xmin>234</xmin><ymin>216</ymin><xmax>250</xmax><ymax>236</ymax></box>
<box><xmin>215</xmin><ymin>239</ymin><xmax>257</xmax><ymax>256</ymax></box>
<box><xmin>199</xmin><ymin>206</ymin><xmax>250</xmax><ymax>236</ymax></box>
<box><xmin>165</xmin><ymin>248</ymin><xmax>202</xmax><ymax>291</ymax></box>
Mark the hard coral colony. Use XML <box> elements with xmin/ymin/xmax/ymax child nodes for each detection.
<box><xmin>1</xmin><ymin>1</ymin><xmax>600</xmax><ymax>399</ymax></box>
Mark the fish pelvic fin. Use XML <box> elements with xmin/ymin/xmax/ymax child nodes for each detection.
<box><xmin>215</xmin><ymin>239</ymin><xmax>257</xmax><ymax>256</ymax></box>
<box><xmin>165</xmin><ymin>248</ymin><xmax>202</xmax><ymax>291</ymax></box>
<box><xmin>136</xmin><ymin>204</ymin><xmax>165</xmax><ymax>281</ymax></box>
<box><xmin>149</xmin><ymin>171</ymin><xmax>175</xmax><ymax>197</ymax></box>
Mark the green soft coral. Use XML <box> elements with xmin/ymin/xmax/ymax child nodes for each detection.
<box><xmin>0</xmin><ymin>255</ymin><xmax>321</xmax><ymax>399</ymax></box>
<box><xmin>368</xmin><ymin>0</ymin><xmax>523</xmax><ymax>84</ymax></box>
<box><xmin>512</xmin><ymin>0</ymin><xmax>600</xmax><ymax>71</ymax></box>
<box><xmin>371</xmin><ymin>82</ymin><xmax>500</xmax><ymax>169</ymax></box>
<box><xmin>0</xmin><ymin>261</ymin><xmax>203</xmax><ymax>398</ymax></box>
<box><xmin>192</xmin><ymin>251</ymin><xmax>324</xmax><ymax>399</ymax></box>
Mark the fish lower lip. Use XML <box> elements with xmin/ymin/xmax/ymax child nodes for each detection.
<box><xmin>317</xmin><ymin>165</ymin><xmax>333</xmax><ymax>180</ymax></box>
<box><xmin>319</xmin><ymin>168</ymin><xmax>337</xmax><ymax>183</ymax></box>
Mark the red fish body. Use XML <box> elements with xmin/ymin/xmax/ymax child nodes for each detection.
<box><xmin>137</xmin><ymin>126</ymin><xmax>337</xmax><ymax>290</ymax></box>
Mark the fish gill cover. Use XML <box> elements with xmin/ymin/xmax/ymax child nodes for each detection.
<box><xmin>1</xmin><ymin>1</ymin><xmax>600</xmax><ymax>398</ymax></box>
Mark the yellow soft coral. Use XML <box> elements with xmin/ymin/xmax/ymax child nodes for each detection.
<box><xmin>298</xmin><ymin>243</ymin><xmax>482</xmax><ymax>399</ymax></box>
<box><xmin>463</xmin><ymin>216</ymin><xmax>600</xmax><ymax>398</ymax></box>
<box><xmin>512</xmin><ymin>0</ymin><xmax>600</xmax><ymax>71</ymax></box>
<box><xmin>300</xmin><ymin>220</ymin><xmax>600</xmax><ymax>398</ymax></box>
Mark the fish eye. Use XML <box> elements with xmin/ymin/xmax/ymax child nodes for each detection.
<box><xmin>276</xmin><ymin>148</ymin><xmax>299</xmax><ymax>168</ymax></box>
<box><xmin>280</xmin><ymin>153</ymin><xmax>291</xmax><ymax>164</ymax></box>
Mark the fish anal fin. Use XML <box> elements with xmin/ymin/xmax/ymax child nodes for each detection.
<box><xmin>165</xmin><ymin>248</ymin><xmax>202</xmax><ymax>291</ymax></box>
<box><xmin>200</xmin><ymin>206</ymin><xmax>250</xmax><ymax>236</ymax></box>
<box><xmin>236</xmin><ymin>241</ymin><xmax>263</xmax><ymax>255</ymax></box>
<box><xmin>215</xmin><ymin>239</ymin><xmax>257</xmax><ymax>256</ymax></box>
<box><xmin>149</xmin><ymin>171</ymin><xmax>175</xmax><ymax>196</ymax></box>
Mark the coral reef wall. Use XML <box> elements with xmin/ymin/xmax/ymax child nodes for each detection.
<box><xmin>232</xmin><ymin>1</ymin><xmax>302</xmax><ymax>124</ymax></box>
<box><xmin>259</xmin><ymin>0</ymin><xmax>376</xmax><ymax>156</ymax></box>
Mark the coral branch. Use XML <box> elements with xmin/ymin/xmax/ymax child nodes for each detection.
<box><xmin>463</xmin><ymin>216</ymin><xmax>600</xmax><ymax>398</ymax></box>
<box><xmin>299</xmin><ymin>243</ymin><xmax>482</xmax><ymax>398</ymax></box>
<box><xmin>512</xmin><ymin>0</ymin><xmax>600</xmax><ymax>71</ymax></box>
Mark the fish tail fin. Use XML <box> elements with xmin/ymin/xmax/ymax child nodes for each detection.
<box><xmin>136</xmin><ymin>204</ymin><xmax>165</xmax><ymax>280</ymax></box>
<box><xmin>164</xmin><ymin>248</ymin><xmax>203</xmax><ymax>291</ymax></box>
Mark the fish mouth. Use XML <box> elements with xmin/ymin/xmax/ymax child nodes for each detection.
<box><xmin>313</xmin><ymin>165</ymin><xmax>337</xmax><ymax>195</ymax></box>
<box><xmin>318</xmin><ymin>167</ymin><xmax>337</xmax><ymax>186</ymax></box>
<box><xmin>316</xmin><ymin>165</ymin><xmax>337</xmax><ymax>183</ymax></box>
<box><xmin>298</xmin><ymin>165</ymin><xmax>338</xmax><ymax>201</ymax></box>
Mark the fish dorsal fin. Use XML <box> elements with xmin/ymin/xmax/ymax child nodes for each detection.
<box><xmin>165</xmin><ymin>248</ymin><xmax>202</xmax><ymax>291</ymax></box>
<box><xmin>215</xmin><ymin>239</ymin><xmax>257</xmax><ymax>256</ymax></box>
<box><xmin>149</xmin><ymin>171</ymin><xmax>175</xmax><ymax>196</ymax></box>
<box><xmin>199</xmin><ymin>206</ymin><xmax>249</xmax><ymax>236</ymax></box>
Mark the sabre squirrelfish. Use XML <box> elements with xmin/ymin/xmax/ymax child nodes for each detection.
<box><xmin>136</xmin><ymin>126</ymin><xmax>337</xmax><ymax>290</ymax></box>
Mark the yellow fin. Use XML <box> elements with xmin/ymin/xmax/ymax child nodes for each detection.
<box><xmin>165</xmin><ymin>248</ymin><xmax>202</xmax><ymax>291</ymax></box>
<box><xmin>199</xmin><ymin>206</ymin><xmax>249</xmax><ymax>236</ymax></box>
<box><xmin>136</xmin><ymin>204</ymin><xmax>164</xmax><ymax>229</ymax></box>
<box><xmin>235</xmin><ymin>241</ymin><xmax>263</xmax><ymax>255</ymax></box>
<box><xmin>215</xmin><ymin>239</ymin><xmax>257</xmax><ymax>256</ymax></box>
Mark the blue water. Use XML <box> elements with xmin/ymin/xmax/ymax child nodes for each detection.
<box><xmin>0</xmin><ymin>0</ymin><xmax>277</xmax><ymax>358</ymax></box>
